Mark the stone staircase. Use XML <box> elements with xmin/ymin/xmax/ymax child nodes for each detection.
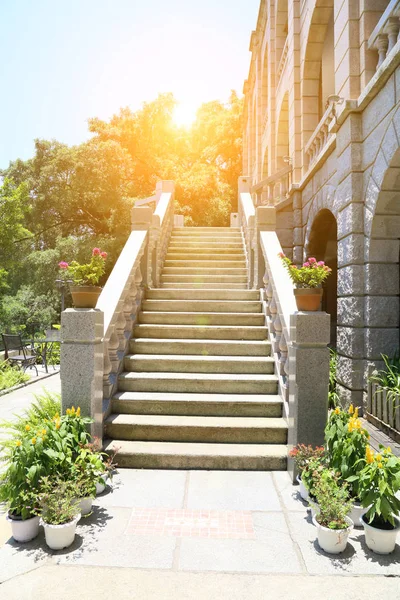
<box><xmin>104</xmin><ymin>227</ymin><xmax>287</xmax><ymax>469</ymax></box>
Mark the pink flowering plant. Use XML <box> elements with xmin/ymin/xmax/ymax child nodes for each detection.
<box><xmin>279</xmin><ymin>253</ymin><xmax>332</xmax><ymax>288</ymax></box>
<box><xmin>58</xmin><ymin>248</ymin><xmax>108</xmax><ymax>286</ymax></box>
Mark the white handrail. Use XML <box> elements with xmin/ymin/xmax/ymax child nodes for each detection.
<box><xmin>241</xmin><ymin>192</ymin><xmax>256</xmax><ymax>227</ymax></box>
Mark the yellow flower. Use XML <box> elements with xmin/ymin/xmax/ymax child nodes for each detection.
<box><xmin>354</xmin><ymin>407</ymin><xmax>359</xmax><ymax>418</ymax></box>
<box><xmin>25</xmin><ymin>425</ymin><xmax>30</xmax><ymax>431</ymax></box>
<box><xmin>378</xmin><ymin>462</ymin><xmax>383</xmax><ymax>468</ymax></box>
<box><xmin>55</xmin><ymin>422</ymin><xmax>60</xmax><ymax>430</ymax></box>
<box><xmin>334</xmin><ymin>407</ymin><xmax>341</xmax><ymax>415</ymax></box>
<box><xmin>376</xmin><ymin>453</ymin><xmax>382</xmax><ymax>462</ymax></box>
<box><xmin>76</xmin><ymin>407</ymin><xmax>81</xmax><ymax>416</ymax></box>
<box><xmin>16</xmin><ymin>440</ymin><xmax>22</xmax><ymax>447</ymax></box>
<box><xmin>31</xmin><ymin>437</ymin><xmax>37</xmax><ymax>445</ymax></box>
<box><xmin>71</xmin><ymin>406</ymin><xmax>75</xmax><ymax>414</ymax></box>
<box><xmin>385</xmin><ymin>447</ymin><xmax>391</xmax><ymax>455</ymax></box>
<box><xmin>366</xmin><ymin>445</ymin><xmax>374</xmax><ymax>464</ymax></box>
<box><xmin>41</xmin><ymin>429</ymin><xmax>46</xmax><ymax>436</ymax></box>
<box><xmin>66</xmin><ymin>408</ymin><xmax>71</xmax><ymax>415</ymax></box>
<box><xmin>348</xmin><ymin>404</ymin><xmax>354</xmax><ymax>415</ymax></box>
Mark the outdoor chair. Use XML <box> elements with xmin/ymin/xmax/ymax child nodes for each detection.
<box><xmin>1</xmin><ymin>333</ymin><xmax>38</xmax><ymax>376</ymax></box>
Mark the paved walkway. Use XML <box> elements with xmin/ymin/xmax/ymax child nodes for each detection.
<box><xmin>0</xmin><ymin>370</ymin><xmax>60</xmax><ymax>423</ymax></box>
<box><xmin>0</xmin><ymin>469</ymin><xmax>398</xmax><ymax>598</ymax></box>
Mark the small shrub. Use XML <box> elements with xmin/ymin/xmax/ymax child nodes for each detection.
<box><xmin>0</xmin><ymin>361</ymin><xmax>30</xmax><ymax>391</ymax></box>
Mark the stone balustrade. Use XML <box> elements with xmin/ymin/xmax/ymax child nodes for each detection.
<box><xmin>304</xmin><ymin>103</ymin><xmax>335</xmax><ymax>168</ymax></box>
<box><xmin>61</xmin><ymin>180</ymin><xmax>175</xmax><ymax>441</ymax></box>
<box><xmin>238</xmin><ymin>176</ymin><xmax>256</xmax><ymax>289</ymax></box>
<box><xmin>276</xmin><ymin>37</ymin><xmax>289</xmax><ymax>87</ymax></box>
<box><xmin>369</xmin><ymin>0</ymin><xmax>400</xmax><ymax>69</ymax></box>
<box><xmin>251</xmin><ymin>165</ymin><xmax>291</xmax><ymax>207</ymax></box>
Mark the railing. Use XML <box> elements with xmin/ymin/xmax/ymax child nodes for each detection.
<box><xmin>251</xmin><ymin>165</ymin><xmax>292</xmax><ymax>206</ymax></box>
<box><xmin>304</xmin><ymin>103</ymin><xmax>335</xmax><ymax>169</ymax></box>
<box><xmin>367</xmin><ymin>382</ymin><xmax>400</xmax><ymax>443</ymax></box>
<box><xmin>61</xmin><ymin>180</ymin><xmax>175</xmax><ymax>439</ymax></box>
<box><xmin>276</xmin><ymin>37</ymin><xmax>289</xmax><ymax>86</ymax></box>
<box><xmin>369</xmin><ymin>0</ymin><xmax>400</xmax><ymax>70</ymax></box>
<box><xmin>238</xmin><ymin>177</ymin><xmax>256</xmax><ymax>288</ymax></box>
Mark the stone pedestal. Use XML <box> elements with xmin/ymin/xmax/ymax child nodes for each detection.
<box><xmin>61</xmin><ymin>309</ymin><xmax>104</xmax><ymax>442</ymax></box>
<box><xmin>287</xmin><ymin>311</ymin><xmax>331</xmax><ymax>481</ymax></box>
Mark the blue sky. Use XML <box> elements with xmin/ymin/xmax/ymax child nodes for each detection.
<box><xmin>0</xmin><ymin>0</ymin><xmax>259</xmax><ymax>169</ymax></box>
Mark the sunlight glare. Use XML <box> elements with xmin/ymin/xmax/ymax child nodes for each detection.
<box><xmin>173</xmin><ymin>102</ymin><xmax>198</xmax><ymax>128</ymax></box>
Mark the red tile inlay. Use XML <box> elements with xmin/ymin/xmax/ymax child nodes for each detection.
<box><xmin>125</xmin><ymin>508</ymin><xmax>254</xmax><ymax>539</ymax></box>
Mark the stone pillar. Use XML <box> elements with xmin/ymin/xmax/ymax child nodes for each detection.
<box><xmin>287</xmin><ymin>312</ymin><xmax>331</xmax><ymax>481</ymax></box>
<box><xmin>61</xmin><ymin>309</ymin><xmax>104</xmax><ymax>442</ymax></box>
<box><xmin>131</xmin><ymin>206</ymin><xmax>152</xmax><ymax>287</ymax></box>
<box><xmin>255</xmin><ymin>206</ymin><xmax>276</xmax><ymax>287</ymax></box>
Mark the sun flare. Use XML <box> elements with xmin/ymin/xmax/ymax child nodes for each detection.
<box><xmin>173</xmin><ymin>102</ymin><xmax>198</xmax><ymax>128</ymax></box>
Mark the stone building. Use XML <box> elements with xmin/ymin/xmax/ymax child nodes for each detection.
<box><xmin>243</xmin><ymin>0</ymin><xmax>400</xmax><ymax>406</ymax></box>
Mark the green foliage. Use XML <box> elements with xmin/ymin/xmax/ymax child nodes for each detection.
<box><xmin>328</xmin><ymin>349</ymin><xmax>339</xmax><ymax>409</ymax></box>
<box><xmin>0</xmin><ymin>285</ymin><xmax>58</xmax><ymax>334</ymax></box>
<box><xmin>59</xmin><ymin>248</ymin><xmax>107</xmax><ymax>286</ymax></box>
<box><xmin>314</xmin><ymin>469</ymin><xmax>352</xmax><ymax>530</ymax></box>
<box><xmin>369</xmin><ymin>353</ymin><xmax>400</xmax><ymax>399</ymax></box>
<box><xmin>356</xmin><ymin>445</ymin><xmax>400</xmax><ymax>527</ymax></box>
<box><xmin>288</xmin><ymin>444</ymin><xmax>325</xmax><ymax>474</ymax></box>
<box><xmin>279</xmin><ymin>254</ymin><xmax>332</xmax><ymax>288</ymax></box>
<box><xmin>301</xmin><ymin>455</ymin><xmax>329</xmax><ymax>499</ymax></box>
<box><xmin>0</xmin><ymin>361</ymin><xmax>30</xmax><ymax>391</ymax></box>
<box><xmin>39</xmin><ymin>476</ymin><xmax>81</xmax><ymax>525</ymax></box>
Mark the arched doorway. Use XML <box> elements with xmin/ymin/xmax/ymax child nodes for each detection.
<box><xmin>307</xmin><ymin>209</ymin><xmax>338</xmax><ymax>345</ymax></box>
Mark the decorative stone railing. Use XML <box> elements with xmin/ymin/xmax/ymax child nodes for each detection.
<box><xmin>276</xmin><ymin>37</ymin><xmax>289</xmax><ymax>87</ymax></box>
<box><xmin>251</xmin><ymin>165</ymin><xmax>292</xmax><ymax>206</ymax></box>
<box><xmin>304</xmin><ymin>103</ymin><xmax>336</xmax><ymax>168</ymax></box>
<box><xmin>239</xmin><ymin>176</ymin><xmax>331</xmax><ymax>479</ymax></box>
<box><xmin>238</xmin><ymin>176</ymin><xmax>256</xmax><ymax>288</ymax></box>
<box><xmin>369</xmin><ymin>0</ymin><xmax>400</xmax><ymax>70</ymax></box>
<box><xmin>60</xmin><ymin>180</ymin><xmax>175</xmax><ymax>440</ymax></box>
<box><xmin>367</xmin><ymin>381</ymin><xmax>400</xmax><ymax>443</ymax></box>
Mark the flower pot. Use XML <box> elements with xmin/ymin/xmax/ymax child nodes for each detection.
<box><xmin>296</xmin><ymin>474</ymin><xmax>309</xmax><ymax>502</ymax></box>
<box><xmin>95</xmin><ymin>473</ymin><xmax>109</xmax><ymax>495</ymax></box>
<box><xmin>70</xmin><ymin>286</ymin><xmax>102</xmax><ymax>309</ymax></box>
<box><xmin>313</xmin><ymin>515</ymin><xmax>353</xmax><ymax>554</ymax></box>
<box><xmin>294</xmin><ymin>288</ymin><xmax>323</xmax><ymax>311</ymax></box>
<box><xmin>361</xmin><ymin>514</ymin><xmax>400</xmax><ymax>554</ymax></box>
<box><xmin>348</xmin><ymin>502</ymin><xmax>370</xmax><ymax>528</ymax></box>
<box><xmin>309</xmin><ymin>499</ymin><xmax>320</xmax><ymax>519</ymax></box>
<box><xmin>41</xmin><ymin>514</ymin><xmax>81</xmax><ymax>550</ymax></box>
<box><xmin>6</xmin><ymin>514</ymin><xmax>40</xmax><ymax>543</ymax></box>
<box><xmin>76</xmin><ymin>497</ymin><xmax>93</xmax><ymax>516</ymax></box>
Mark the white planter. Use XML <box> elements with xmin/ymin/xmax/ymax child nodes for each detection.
<box><xmin>296</xmin><ymin>475</ymin><xmax>309</xmax><ymax>502</ymax></box>
<box><xmin>362</xmin><ymin>514</ymin><xmax>400</xmax><ymax>555</ymax></box>
<box><xmin>6</xmin><ymin>514</ymin><xmax>40</xmax><ymax>543</ymax></box>
<box><xmin>95</xmin><ymin>474</ymin><xmax>109</xmax><ymax>495</ymax></box>
<box><xmin>309</xmin><ymin>499</ymin><xmax>320</xmax><ymax>519</ymax></box>
<box><xmin>348</xmin><ymin>502</ymin><xmax>370</xmax><ymax>528</ymax></box>
<box><xmin>78</xmin><ymin>497</ymin><xmax>93</xmax><ymax>516</ymax></box>
<box><xmin>41</xmin><ymin>514</ymin><xmax>81</xmax><ymax>550</ymax></box>
<box><xmin>313</xmin><ymin>515</ymin><xmax>353</xmax><ymax>554</ymax></box>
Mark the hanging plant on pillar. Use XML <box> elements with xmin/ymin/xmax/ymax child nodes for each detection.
<box><xmin>58</xmin><ymin>248</ymin><xmax>108</xmax><ymax>309</ymax></box>
<box><xmin>279</xmin><ymin>253</ymin><xmax>332</xmax><ymax>311</ymax></box>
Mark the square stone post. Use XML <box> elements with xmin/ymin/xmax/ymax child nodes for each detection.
<box><xmin>287</xmin><ymin>312</ymin><xmax>331</xmax><ymax>481</ymax></box>
<box><xmin>255</xmin><ymin>206</ymin><xmax>276</xmax><ymax>287</ymax></box>
<box><xmin>61</xmin><ymin>309</ymin><xmax>104</xmax><ymax>442</ymax></box>
<box><xmin>131</xmin><ymin>206</ymin><xmax>153</xmax><ymax>287</ymax></box>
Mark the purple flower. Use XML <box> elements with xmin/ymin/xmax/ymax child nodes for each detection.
<box><xmin>92</xmin><ymin>248</ymin><xmax>101</xmax><ymax>256</ymax></box>
<box><xmin>308</xmin><ymin>257</ymin><xmax>317</xmax><ymax>264</ymax></box>
<box><xmin>58</xmin><ymin>261</ymin><xmax>69</xmax><ymax>269</ymax></box>
<box><xmin>317</xmin><ymin>261</ymin><xmax>325</xmax><ymax>266</ymax></box>
<box><xmin>303</xmin><ymin>262</ymin><xmax>310</xmax><ymax>268</ymax></box>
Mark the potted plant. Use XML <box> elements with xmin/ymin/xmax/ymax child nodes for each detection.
<box><xmin>300</xmin><ymin>455</ymin><xmax>328</xmax><ymax>515</ymax></box>
<box><xmin>289</xmin><ymin>444</ymin><xmax>325</xmax><ymax>501</ymax></box>
<box><xmin>357</xmin><ymin>445</ymin><xmax>400</xmax><ymax>554</ymax></box>
<box><xmin>3</xmin><ymin>488</ymin><xmax>41</xmax><ymax>543</ymax></box>
<box><xmin>279</xmin><ymin>253</ymin><xmax>332</xmax><ymax>311</ymax></box>
<box><xmin>39</xmin><ymin>477</ymin><xmax>81</xmax><ymax>550</ymax></box>
<box><xmin>325</xmin><ymin>405</ymin><xmax>370</xmax><ymax>527</ymax></box>
<box><xmin>313</xmin><ymin>469</ymin><xmax>353</xmax><ymax>554</ymax></box>
<box><xmin>58</xmin><ymin>247</ymin><xmax>107</xmax><ymax>308</ymax></box>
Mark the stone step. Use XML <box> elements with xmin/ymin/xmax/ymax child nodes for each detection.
<box><xmin>142</xmin><ymin>300</ymin><xmax>261</xmax><ymax>313</ymax></box>
<box><xmin>168</xmin><ymin>246</ymin><xmax>245</xmax><ymax>254</ymax></box>
<box><xmin>105</xmin><ymin>414</ymin><xmax>287</xmax><ymax>444</ymax></box>
<box><xmin>130</xmin><ymin>338</ymin><xmax>271</xmax><ymax>356</ymax></box>
<box><xmin>146</xmin><ymin>288</ymin><xmax>260</xmax><ymax>300</ymax></box>
<box><xmin>118</xmin><ymin>372</ymin><xmax>278</xmax><ymax>394</ymax></box>
<box><xmin>161</xmin><ymin>275</ymin><xmax>248</xmax><ymax>284</ymax></box>
<box><xmin>133</xmin><ymin>324</ymin><xmax>268</xmax><ymax>340</ymax></box>
<box><xmin>103</xmin><ymin>439</ymin><xmax>287</xmax><ymax>470</ymax></box>
<box><xmin>171</xmin><ymin>233</ymin><xmax>242</xmax><ymax>240</ymax></box>
<box><xmin>112</xmin><ymin>391</ymin><xmax>282</xmax><ymax>417</ymax></box>
<box><xmin>164</xmin><ymin>260</ymin><xmax>246</xmax><ymax>268</ymax></box>
<box><xmin>138</xmin><ymin>311</ymin><xmax>264</xmax><ymax>326</ymax></box>
<box><xmin>172</xmin><ymin>227</ymin><xmax>241</xmax><ymax>234</ymax></box>
<box><xmin>162</xmin><ymin>267</ymin><xmax>247</xmax><ymax>275</ymax></box>
<box><xmin>166</xmin><ymin>252</ymin><xmax>245</xmax><ymax>260</ymax></box>
<box><xmin>161</xmin><ymin>282</ymin><xmax>249</xmax><ymax>289</ymax></box>
<box><xmin>168</xmin><ymin>242</ymin><xmax>243</xmax><ymax>249</ymax></box>
<box><xmin>124</xmin><ymin>354</ymin><xmax>275</xmax><ymax>374</ymax></box>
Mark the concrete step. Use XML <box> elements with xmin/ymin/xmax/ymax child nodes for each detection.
<box><xmin>130</xmin><ymin>338</ymin><xmax>271</xmax><ymax>356</ymax></box>
<box><xmin>142</xmin><ymin>300</ymin><xmax>261</xmax><ymax>313</ymax></box>
<box><xmin>161</xmin><ymin>275</ymin><xmax>248</xmax><ymax>284</ymax></box>
<box><xmin>168</xmin><ymin>242</ymin><xmax>243</xmax><ymax>249</ymax></box>
<box><xmin>146</xmin><ymin>288</ymin><xmax>260</xmax><ymax>300</ymax></box>
<box><xmin>168</xmin><ymin>246</ymin><xmax>245</xmax><ymax>254</ymax></box>
<box><xmin>105</xmin><ymin>414</ymin><xmax>287</xmax><ymax>444</ymax></box>
<box><xmin>124</xmin><ymin>354</ymin><xmax>275</xmax><ymax>374</ymax></box>
<box><xmin>118</xmin><ymin>372</ymin><xmax>278</xmax><ymax>394</ymax></box>
<box><xmin>164</xmin><ymin>260</ymin><xmax>246</xmax><ymax>268</ymax></box>
<box><xmin>162</xmin><ymin>267</ymin><xmax>247</xmax><ymax>275</ymax></box>
<box><xmin>133</xmin><ymin>324</ymin><xmax>268</xmax><ymax>340</ymax></box>
<box><xmin>138</xmin><ymin>311</ymin><xmax>264</xmax><ymax>326</ymax></box>
<box><xmin>161</xmin><ymin>282</ymin><xmax>249</xmax><ymax>289</ymax></box>
<box><xmin>103</xmin><ymin>439</ymin><xmax>287</xmax><ymax>470</ymax></box>
<box><xmin>172</xmin><ymin>227</ymin><xmax>241</xmax><ymax>234</ymax></box>
<box><xmin>112</xmin><ymin>391</ymin><xmax>282</xmax><ymax>417</ymax></box>
<box><xmin>166</xmin><ymin>252</ymin><xmax>245</xmax><ymax>260</ymax></box>
<box><xmin>171</xmin><ymin>233</ymin><xmax>242</xmax><ymax>240</ymax></box>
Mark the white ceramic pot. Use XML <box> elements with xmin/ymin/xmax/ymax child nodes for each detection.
<box><xmin>95</xmin><ymin>474</ymin><xmax>109</xmax><ymax>495</ymax></box>
<box><xmin>6</xmin><ymin>514</ymin><xmax>40</xmax><ymax>543</ymax></box>
<box><xmin>361</xmin><ymin>514</ymin><xmax>400</xmax><ymax>554</ymax></box>
<box><xmin>348</xmin><ymin>502</ymin><xmax>370</xmax><ymax>528</ymax></box>
<box><xmin>296</xmin><ymin>474</ymin><xmax>309</xmax><ymax>502</ymax></box>
<box><xmin>313</xmin><ymin>515</ymin><xmax>353</xmax><ymax>554</ymax></box>
<box><xmin>78</xmin><ymin>497</ymin><xmax>93</xmax><ymax>516</ymax></box>
<box><xmin>41</xmin><ymin>514</ymin><xmax>81</xmax><ymax>550</ymax></box>
<box><xmin>309</xmin><ymin>499</ymin><xmax>320</xmax><ymax>519</ymax></box>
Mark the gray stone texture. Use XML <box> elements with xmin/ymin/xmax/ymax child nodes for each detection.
<box><xmin>337</xmin><ymin>203</ymin><xmax>364</xmax><ymax>240</ymax></box>
<box><xmin>366</xmin><ymin>237</ymin><xmax>400</xmax><ymax>263</ymax></box>
<box><xmin>337</xmin><ymin>234</ymin><xmax>364</xmax><ymax>267</ymax></box>
<box><xmin>337</xmin><ymin>326</ymin><xmax>364</xmax><ymax>359</ymax></box>
<box><xmin>337</xmin><ymin>265</ymin><xmax>364</xmax><ymax>296</ymax></box>
<box><xmin>337</xmin><ymin>355</ymin><xmax>364</xmax><ymax>390</ymax></box>
<box><xmin>364</xmin><ymin>327</ymin><xmax>400</xmax><ymax>360</ymax></box>
<box><xmin>364</xmin><ymin>296</ymin><xmax>400</xmax><ymax>327</ymax></box>
<box><xmin>337</xmin><ymin>296</ymin><xmax>364</xmax><ymax>327</ymax></box>
<box><xmin>365</xmin><ymin>263</ymin><xmax>399</xmax><ymax>295</ymax></box>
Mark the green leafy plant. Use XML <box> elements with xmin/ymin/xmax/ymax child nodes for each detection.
<box><xmin>314</xmin><ymin>469</ymin><xmax>352</xmax><ymax>530</ymax></box>
<box><xmin>300</xmin><ymin>455</ymin><xmax>329</xmax><ymax>499</ymax></box>
<box><xmin>279</xmin><ymin>253</ymin><xmax>332</xmax><ymax>288</ymax></box>
<box><xmin>289</xmin><ymin>444</ymin><xmax>325</xmax><ymax>474</ymax></box>
<box><xmin>0</xmin><ymin>361</ymin><xmax>30</xmax><ymax>391</ymax></box>
<box><xmin>369</xmin><ymin>353</ymin><xmax>400</xmax><ymax>401</ymax></box>
<box><xmin>39</xmin><ymin>476</ymin><xmax>81</xmax><ymax>525</ymax></box>
<box><xmin>58</xmin><ymin>247</ymin><xmax>107</xmax><ymax>286</ymax></box>
<box><xmin>356</xmin><ymin>445</ymin><xmax>400</xmax><ymax>528</ymax></box>
<box><xmin>328</xmin><ymin>349</ymin><xmax>340</xmax><ymax>409</ymax></box>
